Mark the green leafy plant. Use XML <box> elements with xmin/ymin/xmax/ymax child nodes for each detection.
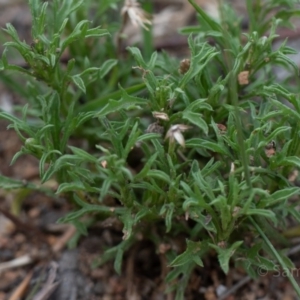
<box><xmin>1</xmin><ymin>0</ymin><xmax>300</xmax><ymax>298</ymax></box>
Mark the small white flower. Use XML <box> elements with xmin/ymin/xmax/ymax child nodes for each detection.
<box><xmin>165</xmin><ymin>124</ymin><xmax>191</xmax><ymax>147</ymax></box>
<box><xmin>121</xmin><ymin>0</ymin><xmax>152</xmax><ymax>30</ymax></box>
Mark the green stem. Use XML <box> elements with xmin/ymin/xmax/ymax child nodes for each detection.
<box><xmin>228</xmin><ymin>73</ymin><xmax>252</xmax><ymax>188</ymax></box>
<box><xmin>283</xmin><ymin>120</ymin><xmax>300</xmax><ymax>177</ymax></box>
<box><xmin>250</xmin><ymin>217</ymin><xmax>300</xmax><ymax>297</ymax></box>
<box><xmin>142</xmin><ymin>1</ymin><xmax>153</xmax><ymax>61</ymax></box>
<box><xmin>189</xmin><ymin>0</ymin><xmax>252</xmax><ymax>189</ymax></box>
<box><xmin>246</xmin><ymin>0</ymin><xmax>256</xmax><ymax>33</ymax></box>
<box><xmin>219</xmin><ymin>1</ymin><xmax>252</xmax><ymax>189</ymax></box>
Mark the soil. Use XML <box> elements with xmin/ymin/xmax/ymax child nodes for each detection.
<box><xmin>1</xmin><ymin>1</ymin><xmax>300</xmax><ymax>299</ymax></box>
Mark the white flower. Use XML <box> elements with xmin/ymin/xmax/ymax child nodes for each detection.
<box><xmin>121</xmin><ymin>0</ymin><xmax>152</xmax><ymax>30</ymax></box>
<box><xmin>165</xmin><ymin>124</ymin><xmax>191</xmax><ymax>147</ymax></box>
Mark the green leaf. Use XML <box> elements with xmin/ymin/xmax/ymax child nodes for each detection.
<box><xmin>130</xmin><ymin>182</ymin><xmax>165</xmax><ymax>194</ymax></box>
<box><xmin>210</xmin><ymin>241</ymin><xmax>243</xmax><ymax>274</ymax></box>
<box><xmin>0</xmin><ymin>175</ymin><xmax>39</xmax><ymax>190</ymax></box>
<box><xmin>186</xmin><ymin>138</ymin><xmax>229</xmax><ymax>155</ymax></box>
<box><xmin>265</xmin><ymin>188</ymin><xmax>300</xmax><ymax>207</ymax></box>
<box><xmin>252</xmin><ymin>256</ymin><xmax>277</xmax><ymax>271</ymax></box>
<box><xmin>98</xmin><ymin>178</ymin><xmax>113</xmax><ymax>202</ymax></box>
<box><xmin>169</xmin><ymin>251</ymin><xmax>193</xmax><ymax>268</ymax></box>
<box><xmin>265</xmin><ymin>126</ymin><xmax>290</xmax><ymax>143</ymax></box>
<box><xmin>60</xmin><ymin>20</ymin><xmax>106</xmax><ymax>52</ymax></box>
<box><xmin>182</xmin><ymin>111</ymin><xmax>208</xmax><ymax>134</ymax></box>
<box><xmin>56</xmin><ymin>182</ymin><xmax>101</xmax><ymax>194</ymax></box>
<box><xmin>165</xmin><ymin>265</ymin><xmax>188</xmax><ymax>283</ymax></box>
<box><xmin>245</xmin><ymin>209</ymin><xmax>276</xmax><ymax>220</ymax></box>
<box><xmin>134</xmin><ymin>152</ymin><xmax>158</xmax><ymax>180</ymax></box>
<box><xmin>72</xmin><ymin>219</ymin><xmax>88</xmax><ymax>236</ymax></box>
<box><xmin>85</xmin><ymin>27</ymin><xmax>109</xmax><ymax>38</ymax></box>
<box><xmin>179</xmin><ymin>26</ymin><xmax>202</xmax><ymax>35</ymax></box>
<box><xmin>114</xmin><ymin>248</ymin><xmax>124</xmax><ymax>275</ymax></box>
<box><xmin>179</xmin><ymin>39</ymin><xmax>218</xmax><ymax>88</ymax></box>
<box><xmin>279</xmin><ymin>156</ymin><xmax>300</xmax><ymax>168</ymax></box>
<box><xmin>3</xmin><ymin>23</ymin><xmax>31</xmax><ymax>50</ymax></box>
<box><xmin>147</xmin><ymin>170</ymin><xmax>171</xmax><ymax>183</ymax></box>
<box><xmin>278</xmin><ymin>251</ymin><xmax>295</xmax><ymax>270</ymax></box>
<box><xmin>120</xmin><ymin>209</ymin><xmax>134</xmax><ymax>240</ymax></box>
<box><xmin>192</xmin><ymin>255</ymin><xmax>204</xmax><ymax>267</ymax></box>
<box><xmin>204</xmin><ymin>30</ymin><xmax>223</xmax><ymax>38</ymax></box>
<box><xmin>188</xmin><ymin>0</ymin><xmax>222</xmax><ymax>32</ymax></box>
<box><xmin>99</xmin><ymin>59</ymin><xmax>117</xmax><ymax>78</ymax></box>
<box><xmin>136</xmin><ymin>133</ymin><xmax>161</xmax><ymax>143</ymax></box>
<box><xmin>39</xmin><ymin>149</ymin><xmax>61</xmax><ymax>177</ymax></box>
<box><xmin>270</xmin><ymin>98</ymin><xmax>300</xmax><ymax>120</ymax></box>
<box><xmin>127</xmin><ymin>47</ymin><xmax>147</xmax><ymax>68</ymax></box>
<box><xmin>96</xmin><ymin>89</ymin><xmax>147</xmax><ymax>117</ymax></box>
<box><xmin>184</xmin><ymin>98</ymin><xmax>212</xmax><ymax>112</ymax></box>
<box><xmin>170</xmin><ymin>240</ymin><xmax>203</xmax><ymax>267</ymax></box>
<box><xmin>123</xmin><ymin>122</ymin><xmax>140</xmax><ymax>158</ymax></box>
<box><xmin>71</xmin><ymin>75</ymin><xmax>86</xmax><ymax>93</ymax></box>
<box><xmin>55</xmin><ymin>0</ymin><xmax>85</xmax><ymax>30</ymax></box>
<box><xmin>160</xmin><ymin>203</ymin><xmax>175</xmax><ymax>232</ymax></box>
<box><xmin>79</xmin><ymin>83</ymin><xmax>145</xmax><ymax>112</ymax></box>
<box><xmin>72</xmin><ymin>193</ymin><xmax>89</xmax><ymax>208</ymax></box>
<box><xmin>148</xmin><ymin>51</ymin><xmax>158</xmax><ymax>69</ymax></box>
<box><xmin>134</xmin><ymin>207</ymin><xmax>151</xmax><ymax>223</ymax></box>
<box><xmin>69</xmin><ymin>146</ymin><xmax>98</xmax><ymax>162</ymax></box>
<box><xmin>56</xmin><ymin>181</ymin><xmax>85</xmax><ymax>194</ymax></box>
<box><xmin>58</xmin><ymin>205</ymin><xmax>124</xmax><ymax>223</ymax></box>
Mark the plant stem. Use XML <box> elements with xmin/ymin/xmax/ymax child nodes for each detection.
<box><xmin>250</xmin><ymin>216</ymin><xmax>300</xmax><ymax>297</ymax></box>
<box><xmin>142</xmin><ymin>1</ymin><xmax>153</xmax><ymax>61</ymax></box>
<box><xmin>218</xmin><ymin>0</ymin><xmax>252</xmax><ymax>189</ymax></box>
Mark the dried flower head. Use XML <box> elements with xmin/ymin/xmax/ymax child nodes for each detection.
<box><xmin>165</xmin><ymin>124</ymin><xmax>191</xmax><ymax>147</ymax></box>
<box><xmin>265</xmin><ymin>141</ymin><xmax>276</xmax><ymax>158</ymax></box>
<box><xmin>121</xmin><ymin>0</ymin><xmax>152</xmax><ymax>30</ymax></box>
<box><xmin>288</xmin><ymin>170</ymin><xmax>298</xmax><ymax>182</ymax></box>
<box><xmin>217</xmin><ymin>123</ymin><xmax>227</xmax><ymax>134</ymax></box>
<box><xmin>218</xmin><ymin>241</ymin><xmax>227</xmax><ymax>249</ymax></box>
<box><xmin>152</xmin><ymin>111</ymin><xmax>169</xmax><ymax>121</ymax></box>
<box><xmin>204</xmin><ymin>214</ymin><xmax>212</xmax><ymax>225</ymax></box>
<box><xmin>100</xmin><ymin>160</ymin><xmax>107</xmax><ymax>168</ymax></box>
<box><xmin>185</xmin><ymin>211</ymin><xmax>189</xmax><ymax>220</ymax></box>
<box><xmin>158</xmin><ymin>243</ymin><xmax>171</xmax><ymax>254</ymax></box>
<box><xmin>146</xmin><ymin>122</ymin><xmax>164</xmax><ymax>135</ymax></box>
<box><xmin>238</xmin><ymin>70</ymin><xmax>249</xmax><ymax>85</ymax></box>
<box><xmin>232</xmin><ymin>206</ymin><xmax>241</xmax><ymax>217</ymax></box>
<box><xmin>179</xmin><ymin>58</ymin><xmax>190</xmax><ymax>74</ymax></box>
<box><xmin>230</xmin><ymin>162</ymin><xmax>235</xmax><ymax>174</ymax></box>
